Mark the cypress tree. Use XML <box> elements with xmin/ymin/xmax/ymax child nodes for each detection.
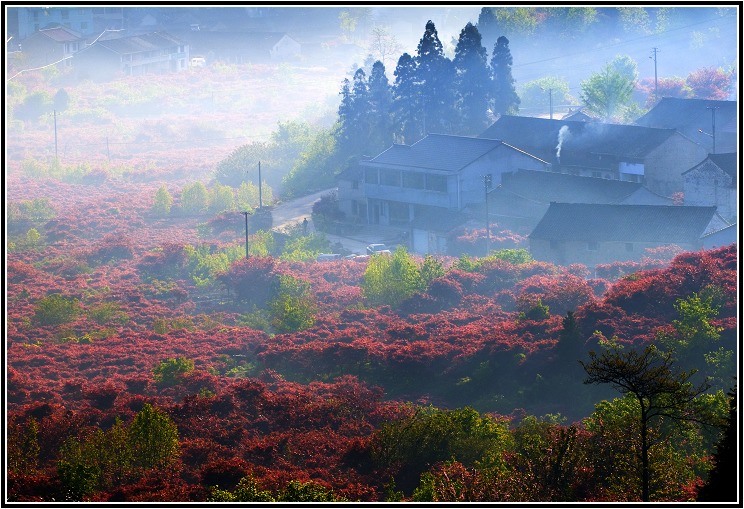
<box><xmin>367</xmin><ymin>60</ymin><xmax>394</xmax><ymax>153</ymax></box>
<box><xmin>392</xmin><ymin>52</ymin><xmax>423</xmax><ymax>144</ymax></box>
<box><xmin>453</xmin><ymin>22</ymin><xmax>492</xmax><ymax>135</ymax></box>
<box><xmin>490</xmin><ymin>35</ymin><xmax>520</xmax><ymax>116</ymax></box>
<box><xmin>415</xmin><ymin>20</ymin><xmax>457</xmax><ymax>135</ymax></box>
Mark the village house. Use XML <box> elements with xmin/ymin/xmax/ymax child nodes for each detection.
<box><xmin>528</xmin><ymin>203</ymin><xmax>726</xmax><ymax>270</ymax></box>
<box><xmin>173</xmin><ymin>31</ymin><xmax>301</xmax><ymax>64</ymax></box>
<box><xmin>479</xmin><ymin>115</ymin><xmax>708</xmax><ymax>197</ymax></box>
<box><xmin>682</xmin><ymin>153</ymin><xmax>737</xmax><ymax>223</ymax></box>
<box><xmin>73</xmin><ymin>31</ymin><xmax>189</xmax><ymax>80</ymax></box>
<box><xmin>484</xmin><ymin>169</ymin><xmax>672</xmax><ymax>232</ymax></box>
<box><xmin>336</xmin><ymin>134</ymin><xmax>552</xmax><ymax>254</ymax></box>
<box><xmin>635</xmin><ymin>97</ymin><xmax>738</xmax><ymax>155</ymax></box>
<box><xmin>15</xmin><ymin>26</ymin><xmax>84</xmax><ymax>70</ymax></box>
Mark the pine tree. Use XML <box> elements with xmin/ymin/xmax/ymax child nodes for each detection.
<box><xmin>415</xmin><ymin>20</ymin><xmax>457</xmax><ymax>135</ymax></box>
<box><xmin>152</xmin><ymin>185</ymin><xmax>173</xmax><ymax>216</ymax></box>
<box><xmin>367</xmin><ymin>60</ymin><xmax>394</xmax><ymax>153</ymax></box>
<box><xmin>336</xmin><ymin>68</ymin><xmax>371</xmax><ymax>157</ymax></box>
<box><xmin>490</xmin><ymin>35</ymin><xmax>520</xmax><ymax>116</ymax></box>
<box><xmin>453</xmin><ymin>22</ymin><xmax>492</xmax><ymax>135</ymax></box>
<box><xmin>392</xmin><ymin>52</ymin><xmax>423</xmax><ymax>144</ymax></box>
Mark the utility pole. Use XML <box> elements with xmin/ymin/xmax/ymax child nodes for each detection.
<box><xmin>241</xmin><ymin>211</ymin><xmax>251</xmax><ymax>258</ymax></box>
<box><xmin>707</xmin><ymin>105</ymin><xmax>718</xmax><ymax>153</ymax></box>
<box><xmin>53</xmin><ymin>109</ymin><xmax>58</xmax><ymax>164</ymax></box>
<box><xmin>548</xmin><ymin>88</ymin><xmax>553</xmax><ymax>119</ymax></box>
<box><xmin>650</xmin><ymin>47</ymin><xmax>659</xmax><ymax>103</ymax></box>
<box><xmin>484</xmin><ymin>174</ymin><xmax>492</xmax><ymax>256</ymax></box>
<box><xmin>258</xmin><ymin>161</ymin><xmax>263</xmax><ymax>208</ymax></box>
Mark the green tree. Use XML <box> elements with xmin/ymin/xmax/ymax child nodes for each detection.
<box><xmin>32</xmin><ymin>294</ymin><xmax>82</xmax><ymax>326</ymax></box>
<box><xmin>8</xmin><ymin>417</ymin><xmax>40</xmax><ymax>474</ymax></box>
<box><xmin>180</xmin><ymin>181</ymin><xmax>210</xmax><ymax>215</ymax></box>
<box><xmin>656</xmin><ymin>288</ymin><xmax>730</xmax><ymax>386</ymax></box>
<box><xmin>362</xmin><ymin>246</ymin><xmax>425</xmax><ymax>307</ymax></box>
<box><xmin>282</xmin><ymin>127</ymin><xmax>341</xmax><ymax>198</ymax></box>
<box><xmin>415</xmin><ymin>20</ymin><xmax>457</xmax><ymax>134</ymax></box>
<box><xmin>153</xmin><ymin>356</ymin><xmax>195</xmax><ymax>387</ymax></box>
<box><xmin>209</xmin><ymin>183</ymin><xmax>236</xmax><ymax>214</ymax></box>
<box><xmin>277</xmin><ymin>480</ymin><xmax>344</xmax><ymax>502</ymax></box>
<box><xmin>127</xmin><ymin>403</ymin><xmax>180</xmax><ymax>470</ymax></box>
<box><xmin>580</xmin><ymin>56</ymin><xmax>638</xmax><ymax>121</ymax></box>
<box><xmin>490</xmin><ymin>36</ymin><xmax>520</xmax><ymax>116</ymax></box>
<box><xmin>367</xmin><ymin>60</ymin><xmax>394</xmax><ymax>153</ymax></box>
<box><xmin>368</xmin><ymin>26</ymin><xmax>402</xmax><ymax>67</ymax></box>
<box><xmin>581</xmin><ymin>344</ymin><xmax>710</xmax><ymax>501</ymax></box>
<box><xmin>269</xmin><ymin>275</ymin><xmax>317</xmax><ymax>333</ymax></box>
<box><xmin>518</xmin><ymin>76</ymin><xmax>573</xmax><ymax>117</ymax></box>
<box><xmin>335</xmin><ymin>68</ymin><xmax>371</xmax><ymax>157</ymax></box>
<box><xmin>453</xmin><ymin>22</ymin><xmax>492</xmax><ymax>135</ymax></box>
<box><xmin>152</xmin><ymin>185</ymin><xmax>173</xmax><ymax>216</ymax></box>
<box><xmin>373</xmin><ymin>406</ymin><xmax>511</xmax><ymax>495</ymax></box>
<box><xmin>209</xmin><ymin>475</ymin><xmax>275</xmax><ymax>502</ymax></box>
<box><xmin>419</xmin><ymin>255</ymin><xmax>445</xmax><ymax>286</ymax></box>
<box><xmin>391</xmin><ymin>52</ymin><xmax>423</xmax><ymax>143</ymax></box>
<box><xmin>54</xmin><ymin>88</ymin><xmax>70</xmax><ymax>112</ymax></box>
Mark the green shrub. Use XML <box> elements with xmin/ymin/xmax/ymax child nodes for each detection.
<box><xmin>153</xmin><ymin>357</ymin><xmax>195</xmax><ymax>386</ymax></box>
<box><xmin>32</xmin><ymin>295</ymin><xmax>82</xmax><ymax>326</ymax></box>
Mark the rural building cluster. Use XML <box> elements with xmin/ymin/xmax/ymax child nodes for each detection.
<box><xmin>337</xmin><ymin>97</ymin><xmax>736</xmax><ymax>269</ymax></box>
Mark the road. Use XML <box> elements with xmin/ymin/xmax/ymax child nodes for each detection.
<box><xmin>270</xmin><ymin>188</ymin><xmax>403</xmax><ymax>255</ymax></box>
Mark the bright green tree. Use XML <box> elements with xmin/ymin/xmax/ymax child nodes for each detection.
<box><xmin>152</xmin><ymin>185</ymin><xmax>173</xmax><ymax>216</ymax></box>
<box><xmin>362</xmin><ymin>246</ymin><xmax>425</xmax><ymax>307</ymax></box>
<box><xmin>580</xmin><ymin>56</ymin><xmax>638</xmax><ymax>121</ymax></box>
<box><xmin>32</xmin><ymin>294</ymin><xmax>81</xmax><ymax>326</ymax></box>
<box><xmin>153</xmin><ymin>357</ymin><xmax>195</xmax><ymax>387</ymax></box>
<box><xmin>209</xmin><ymin>183</ymin><xmax>236</xmax><ymax>213</ymax></box>
<box><xmin>127</xmin><ymin>403</ymin><xmax>180</xmax><ymax>470</ymax></box>
<box><xmin>180</xmin><ymin>181</ymin><xmax>210</xmax><ymax>215</ymax></box>
<box><xmin>269</xmin><ymin>275</ymin><xmax>317</xmax><ymax>333</ymax></box>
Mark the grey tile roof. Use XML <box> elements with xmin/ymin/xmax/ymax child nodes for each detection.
<box><xmin>635</xmin><ymin>97</ymin><xmax>737</xmax><ymax>131</ymax></box>
<box><xmin>368</xmin><ymin>134</ymin><xmax>508</xmax><ymax>172</ymax></box>
<box><xmin>682</xmin><ymin>152</ymin><xmax>738</xmax><ymax>185</ymax></box>
<box><xmin>480</xmin><ymin>116</ymin><xmax>678</xmax><ymax>165</ymax></box>
<box><xmin>529</xmin><ymin>203</ymin><xmax>717</xmax><ymax>243</ymax></box>
<box><xmin>499</xmin><ymin>170</ymin><xmax>641</xmax><ymax>204</ymax></box>
<box><xmin>96</xmin><ymin>32</ymin><xmax>183</xmax><ymax>54</ymax></box>
<box><xmin>38</xmin><ymin>27</ymin><xmax>82</xmax><ymax>42</ymax></box>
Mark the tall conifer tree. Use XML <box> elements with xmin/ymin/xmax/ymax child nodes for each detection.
<box><xmin>453</xmin><ymin>22</ymin><xmax>492</xmax><ymax>135</ymax></box>
<box><xmin>490</xmin><ymin>35</ymin><xmax>520</xmax><ymax>116</ymax></box>
<box><xmin>367</xmin><ymin>61</ymin><xmax>394</xmax><ymax>153</ymax></box>
<box><xmin>415</xmin><ymin>20</ymin><xmax>457</xmax><ymax>134</ymax></box>
<box><xmin>391</xmin><ymin>52</ymin><xmax>423</xmax><ymax>144</ymax></box>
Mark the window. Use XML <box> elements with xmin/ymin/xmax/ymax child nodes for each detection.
<box><xmin>364</xmin><ymin>168</ymin><xmax>378</xmax><ymax>184</ymax></box>
<box><xmin>380</xmin><ymin>169</ymin><xmax>401</xmax><ymax>186</ymax></box>
<box><xmin>351</xmin><ymin>180</ymin><xmax>359</xmax><ymax>190</ymax></box>
<box><xmin>402</xmin><ymin>171</ymin><xmax>425</xmax><ymax>189</ymax></box>
<box><xmin>425</xmin><ymin>174</ymin><xmax>447</xmax><ymax>192</ymax></box>
<box><xmin>61</xmin><ymin>9</ymin><xmax>69</xmax><ymax>18</ymax></box>
<box><xmin>80</xmin><ymin>21</ymin><xmax>87</xmax><ymax>30</ymax></box>
<box><xmin>587</xmin><ymin>241</ymin><xmax>599</xmax><ymax>251</ymax></box>
<box><xmin>625</xmin><ymin>243</ymin><xmax>633</xmax><ymax>252</ymax></box>
<box><xmin>351</xmin><ymin>201</ymin><xmax>359</xmax><ymax>214</ymax></box>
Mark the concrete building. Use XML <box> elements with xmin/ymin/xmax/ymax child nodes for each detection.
<box><xmin>682</xmin><ymin>153</ymin><xmax>737</xmax><ymax>223</ymax></box>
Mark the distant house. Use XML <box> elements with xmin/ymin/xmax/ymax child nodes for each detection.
<box><xmin>355</xmin><ymin>134</ymin><xmax>550</xmax><ymax>227</ymax></box>
<box><xmin>174</xmin><ymin>31</ymin><xmax>301</xmax><ymax>64</ymax></box>
<box><xmin>486</xmin><ymin>169</ymin><xmax>672</xmax><ymax>231</ymax></box>
<box><xmin>635</xmin><ymin>97</ymin><xmax>738</xmax><ymax>155</ymax></box>
<box><xmin>19</xmin><ymin>26</ymin><xmax>83</xmax><ymax>69</ymax></box>
<box><xmin>529</xmin><ymin>203</ymin><xmax>723</xmax><ymax>269</ymax></box>
<box><xmin>701</xmin><ymin>223</ymin><xmax>738</xmax><ymax>250</ymax></box>
<box><xmin>74</xmin><ymin>31</ymin><xmax>188</xmax><ymax>80</ymax></box>
<box><xmin>561</xmin><ymin>107</ymin><xmax>595</xmax><ymax>122</ymax></box>
<box><xmin>480</xmin><ymin>115</ymin><xmax>708</xmax><ymax>197</ymax></box>
<box><xmin>11</xmin><ymin>7</ymin><xmax>96</xmax><ymax>39</ymax></box>
<box><xmin>682</xmin><ymin>153</ymin><xmax>737</xmax><ymax>223</ymax></box>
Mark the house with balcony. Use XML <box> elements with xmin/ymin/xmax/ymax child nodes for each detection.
<box><xmin>529</xmin><ymin>203</ymin><xmax>726</xmax><ymax>270</ymax></box>
<box><xmin>337</xmin><ymin>133</ymin><xmax>551</xmax><ymax>254</ymax></box>
<box><xmin>480</xmin><ymin>115</ymin><xmax>708</xmax><ymax>197</ymax></box>
<box><xmin>635</xmin><ymin>97</ymin><xmax>737</xmax><ymax>155</ymax></box>
<box><xmin>73</xmin><ymin>31</ymin><xmax>188</xmax><ymax>80</ymax></box>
